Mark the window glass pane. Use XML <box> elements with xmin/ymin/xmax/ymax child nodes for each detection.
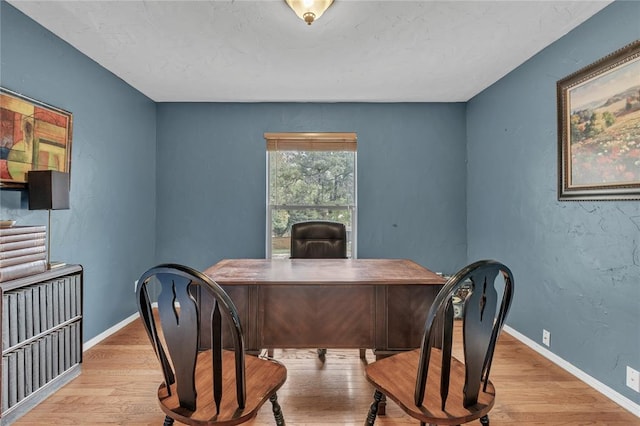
<box><xmin>269</xmin><ymin>151</ymin><xmax>355</xmax><ymax>206</ymax></box>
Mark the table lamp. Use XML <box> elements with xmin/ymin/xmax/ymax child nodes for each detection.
<box><xmin>28</xmin><ymin>170</ymin><xmax>70</xmax><ymax>269</ymax></box>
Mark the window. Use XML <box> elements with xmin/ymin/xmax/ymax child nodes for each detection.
<box><xmin>265</xmin><ymin>132</ymin><xmax>357</xmax><ymax>258</ymax></box>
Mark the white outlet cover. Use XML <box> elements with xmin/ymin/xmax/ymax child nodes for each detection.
<box><xmin>627</xmin><ymin>366</ymin><xmax>640</xmax><ymax>392</ymax></box>
<box><xmin>542</xmin><ymin>329</ymin><xmax>550</xmax><ymax>346</ymax></box>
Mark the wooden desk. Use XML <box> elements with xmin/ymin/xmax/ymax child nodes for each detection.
<box><xmin>201</xmin><ymin>259</ymin><xmax>445</xmax><ymax>358</ymax></box>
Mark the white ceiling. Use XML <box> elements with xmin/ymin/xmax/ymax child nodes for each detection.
<box><xmin>8</xmin><ymin>0</ymin><xmax>612</xmax><ymax>102</ymax></box>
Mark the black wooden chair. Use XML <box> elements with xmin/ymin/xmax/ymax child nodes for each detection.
<box><xmin>364</xmin><ymin>260</ymin><xmax>514</xmax><ymax>426</ymax></box>
<box><xmin>136</xmin><ymin>264</ymin><xmax>287</xmax><ymax>426</ymax></box>
<box><xmin>290</xmin><ymin>220</ymin><xmax>347</xmax><ymax>259</ymax></box>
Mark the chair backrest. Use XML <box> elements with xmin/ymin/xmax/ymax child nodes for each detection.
<box><xmin>290</xmin><ymin>220</ymin><xmax>347</xmax><ymax>258</ymax></box>
<box><xmin>136</xmin><ymin>264</ymin><xmax>246</xmax><ymax>414</ymax></box>
<box><xmin>415</xmin><ymin>260</ymin><xmax>514</xmax><ymax>410</ymax></box>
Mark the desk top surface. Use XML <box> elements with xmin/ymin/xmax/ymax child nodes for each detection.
<box><xmin>204</xmin><ymin>258</ymin><xmax>446</xmax><ymax>286</ymax></box>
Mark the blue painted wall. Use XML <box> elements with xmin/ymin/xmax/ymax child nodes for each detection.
<box><xmin>155</xmin><ymin>102</ymin><xmax>468</xmax><ymax>274</ymax></box>
<box><xmin>467</xmin><ymin>1</ymin><xmax>639</xmax><ymax>404</ymax></box>
<box><xmin>1</xmin><ymin>0</ymin><xmax>638</xmax><ymax>406</ymax></box>
<box><xmin>0</xmin><ymin>3</ymin><xmax>157</xmax><ymax>341</ymax></box>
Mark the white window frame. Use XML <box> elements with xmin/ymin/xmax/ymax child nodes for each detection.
<box><xmin>265</xmin><ymin>132</ymin><xmax>358</xmax><ymax>259</ymax></box>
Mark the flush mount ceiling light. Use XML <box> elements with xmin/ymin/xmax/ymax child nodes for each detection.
<box><xmin>285</xmin><ymin>0</ymin><xmax>334</xmax><ymax>25</ymax></box>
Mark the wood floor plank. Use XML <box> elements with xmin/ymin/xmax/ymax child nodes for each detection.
<box><xmin>12</xmin><ymin>317</ymin><xmax>639</xmax><ymax>425</ymax></box>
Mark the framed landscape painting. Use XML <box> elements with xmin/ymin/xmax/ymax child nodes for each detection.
<box><xmin>557</xmin><ymin>40</ymin><xmax>640</xmax><ymax>200</ymax></box>
<box><xmin>0</xmin><ymin>88</ymin><xmax>73</xmax><ymax>189</ymax></box>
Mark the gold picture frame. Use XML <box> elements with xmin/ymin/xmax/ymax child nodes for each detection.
<box><xmin>0</xmin><ymin>88</ymin><xmax>73</xmax><ymax>189</ymax></box>
<box><xmin>557</xmin><ymin>40</ymin><xmax>640</xmax><ymax>200</ymax></box>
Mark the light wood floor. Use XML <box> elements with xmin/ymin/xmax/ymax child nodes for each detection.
<box><xmin>13</xmin><ymin>317</ymin><xmax>639</xmax><ymax>425</ymax></box>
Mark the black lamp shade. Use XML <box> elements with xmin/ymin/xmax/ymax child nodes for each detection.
<box><xmin>28</xmin><ymin>170</ymin><xmax>70</xmax><ymax>210</ymax></box>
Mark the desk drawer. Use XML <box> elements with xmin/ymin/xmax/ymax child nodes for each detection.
<box><xmin>385</xmin><ymin>285</ymin><xmax>441</xmax><ymax>350</ymax></box>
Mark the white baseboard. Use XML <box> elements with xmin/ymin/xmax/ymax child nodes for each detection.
<box><xmin>503</xmin><ymin>325</ymin><xmax>640</xmax><ymax>417</ymax></box>
<box><xmin>82</xmin><ymin>311</ymin><xmax>140</xmax><ymax>351</ymax></box>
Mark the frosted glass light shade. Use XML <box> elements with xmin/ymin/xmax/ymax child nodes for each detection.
<box><xmin>285</xmin><ymin>0</ymin><xmax>334</xmax><ymax>25</ymax></box>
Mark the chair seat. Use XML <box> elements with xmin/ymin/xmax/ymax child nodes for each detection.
<box><xmin>365</xmin><ymin>348</ymin><xmax>495</xmax><ymax>425</ymax></box>
<box><xmin>158</xmin><ymin>350</ymin><xmax>287</xmax><ymax>426</ymax></box>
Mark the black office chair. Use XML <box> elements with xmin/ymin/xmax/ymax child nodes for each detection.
<box><xmin>289</xmin><ymin>220</ymin><xmax>365</xmax><ymax>358</ymax></box>
<box><xmin>136</xmin><ymin>264</ymin><xmax>287</xmax><ymax>426</ymax></box>
<box><xmin>364</xmin><ymin>260</ymin><xmax>514</xmax><ymax>425</ymax></box>
<box><xmin>290</xmin><ymin>220</ymin><xmax>347</xmax><ymax>259</ymax></box>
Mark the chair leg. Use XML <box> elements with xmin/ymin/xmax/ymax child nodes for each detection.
<box><xmin>480</xmin><ymin>414</ymin><xmax>489</xmax><ymax>425</ymax></box>
<box><xmin>317</xmin><ymin>348</ymin><xmax>327</xmax><ymax>357</ymax></box>
<box><xmin>365</xmin><ymin>389</ymin><xmax>383</xmax><ymax>425</ymax></box>
<box><xmin>163</xmin><ymin>415</ymin><xmax>175</xmax><ymax>425</ymax></box>
<box><xmin>270</xmin><ymin>393</ymin><xmax>285</xmax><ymax>426</ymax></box>
<box><xmin>359</xmin><ymin>348</ymin><xmax>366</xmax><ymax>359</ymax></box>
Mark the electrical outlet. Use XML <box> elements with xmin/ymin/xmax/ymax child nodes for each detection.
<box><xmin>627</xmin><ymin>366</ymin><xmax>640</xmax><ymax>392</ymax></box>
<box><xmin>542</xmin><ymin>329</ymin><xmax>550</xmax><ymax>347</ymax></box>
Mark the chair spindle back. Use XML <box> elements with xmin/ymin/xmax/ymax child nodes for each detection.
<box><xmin>136</xmin><ymin>264</ymin><xmax>247</xmax><ymax>414</ymax></box>
<box><xmin>414</xmin><ymin>260</ymin><xmax>514</xmax><ymax>410</ymax></box>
